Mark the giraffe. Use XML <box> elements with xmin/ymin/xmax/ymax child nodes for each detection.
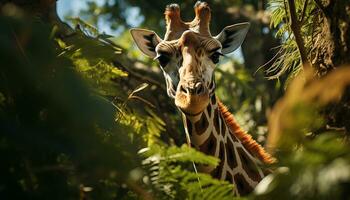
<box><xmin>130</xmin><ymin>1</ymin><xmax>274</xmax><ymax>196</ymax></box>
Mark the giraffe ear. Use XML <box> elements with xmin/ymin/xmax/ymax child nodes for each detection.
<box><xmin>215</xmin><ymin>22</ymin><xmax>250</xmax><ymax>54</ymax></box>
<box><xmin>130</xmin><ymin>28</ymin><xmax>162</xmax><ymax>58</ymax></box>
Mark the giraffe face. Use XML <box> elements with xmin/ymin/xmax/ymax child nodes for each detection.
<box><xmin>153</xmin><ymin>30</ymin><xmax>222</xmax><ymax>115</ymax></box>
<box><xmin>130</xmin><ymin>2</ymin><xmax>250</xmax><ymax>115</ymax></box>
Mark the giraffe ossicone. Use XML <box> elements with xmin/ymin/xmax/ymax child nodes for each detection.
<box><xmin>130</xmin><ymin>1</ymin><xmax>275</xmax><ymax>196</ymax></box>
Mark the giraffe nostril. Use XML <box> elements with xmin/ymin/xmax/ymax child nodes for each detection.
<box><xmin>179</xmin><ymin>82</ymin><xmax>206</xmax><ymax>95</ymax></box>
<box><xmin>196</xmin><ymin>84</ymin><xmax>204</xmax><ymax>95</ymax></box>
<box><xmin>180</xmin><ymin>85</ymin><xmax>188</xmax><ymax>94</ymax></box>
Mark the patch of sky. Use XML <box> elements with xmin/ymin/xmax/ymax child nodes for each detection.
<box><xmin>57</xmin><ymin>0</ymin><xmax>88</xmax><ymax>18</ymax></box>
<box><xmin>57</xmin><ymin>0</ymin><xmax>143</xmax><ymax>36</ymax></box>
<box><xmin>227</xmin><ymin>47</ymin><xmax>244</xmax><ymax>64</ymax></box>
<box><xmin>125</xmin><ymin>7</ymin><xmax>144</xmax><ymax>27</ymax></box>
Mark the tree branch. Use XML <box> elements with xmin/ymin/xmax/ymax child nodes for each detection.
<box><xmin>112</xmin><ymin>60</ymin><xmax>167</xmax><ymax>93</ymax></box>
<box><xmin>287</xmin><ymin>0</ymin><xmax>312</xmax><ymax>70</ymax></box>
<box><xmin>300</xmin><ymin>0</ymin><xmax>309</xmax><ymax>23</ymax></box>
<box><xmin>313</xmin><ymin>0</ymin><xmax>325</xmax><ymax>10</ymax></box>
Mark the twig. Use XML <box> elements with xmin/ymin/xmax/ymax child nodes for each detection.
<box><xmin>326</xmin><ymin>125</ymin><xmax>346</xmax><ymax>132</ymax></box>
<box><xmin>287</xmin><ymin>0</ymin><xmax>312</xmax><ymax>70</ymax></box>
<box><xmin>300</xmin><ymin>0</ymin><xmax>309</xmax><ymax>23</ymax></box>
<box><xmin>129</xmin><ymin>96</ymin><xmax>156</xmax><ymax>108</ymax></box>
<box><xmin>113</xmin><ymin>60</ymin><xmax>167</xmax><ymax>93</ymax></box>
<box><xmin>313</xmin><ymin>0</ymin><xmax>325</xmax><ymax>10</ymax></box>
<box><xmin>12</xmin><ymin>28</ymin><xmax>31</xmax><ymax>65</ymax></box>
<box><xmin>255</xmin><ymin>45</ymin><xmax>283</xmax><ymax>76</ymax></box>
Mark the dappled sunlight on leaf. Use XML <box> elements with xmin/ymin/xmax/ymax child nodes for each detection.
<box><xmin>139</xmin><ymin>144</ymin><xmax>242</xmax><ymax>200</ymax></box>
<box><xmin>267</xmin><ymin>66</ymin><xmax>350</xmax><ymax>151</ymax></box>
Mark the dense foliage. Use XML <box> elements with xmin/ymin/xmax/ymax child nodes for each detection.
<box><xmin>0</xmin><ymin>6</ymin><xmax>237</xmax><ymax>200</ymax></box>
<box><xmin>1</xmin><ymin>0</ymin><xmax>350</xmax><ymax>199</ymax></box>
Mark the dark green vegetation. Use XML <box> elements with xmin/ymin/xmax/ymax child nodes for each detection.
<box><xmin>0</xmin><ymin>0</ymin><xmax>350</xmax><ymax>199</ymax></box>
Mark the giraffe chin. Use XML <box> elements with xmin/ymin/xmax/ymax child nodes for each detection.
<box><xmin>174</xmin><ymin>92</ymin><xmax>209</xmax><ymax>116</ymax></box>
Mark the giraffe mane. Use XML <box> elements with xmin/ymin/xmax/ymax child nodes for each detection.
<box><xmin>217</xmin><ymin>99</ymin><xmax>276</xmax><ymax>164</ymax></box>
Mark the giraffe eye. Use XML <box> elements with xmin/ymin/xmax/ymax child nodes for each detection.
<box><xmin>210</xmin><ymin>52</ymin><xmax>223</xmax><ymax>64</ymax></box>
<box><xmin>155</xmin><ymin>53</ymin><xmax>171</xmax><ymax>67</ymax></box>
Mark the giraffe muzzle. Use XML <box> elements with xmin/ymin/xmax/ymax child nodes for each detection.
<box><xmin>175</xmin><ymin>81</ymin><xmax>210</xmax><ymax>115</ymax></box>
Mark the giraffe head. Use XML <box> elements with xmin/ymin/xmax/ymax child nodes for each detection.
<box><xmin>130</xmin><ymin>1</ymin><xmax>249</xmax><ymax>115</ymax></box>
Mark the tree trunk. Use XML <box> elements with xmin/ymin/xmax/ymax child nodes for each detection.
<box><xmin>312</xmin><ymin>0</ymin><xmax>350</xmax><ymax>135</ymax></box>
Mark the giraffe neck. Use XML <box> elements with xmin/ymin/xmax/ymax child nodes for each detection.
<box><xmin>181</xmin><ymin>94</ymin><xmax>266</xmax><ymax>196</ymax></box>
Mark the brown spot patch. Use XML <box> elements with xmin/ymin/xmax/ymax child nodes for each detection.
<box><xmin>195</xmin><ymin>113</ymin><xmax>209</xmax><ymax>135</ymax></box>
<box><xmin>234</xmin><ymin>173</ymin><xmax>253</xmax><ymax>196</ymax></box>
<box><xmin>211</xmin><ymin>141</ymin><xmax>225</xmax><ymax>179</ymax></box>
<box><xmin>199</xmin><ymin>132</ymin><xmax>216</xmax><ymax>156</ymax></box>
<box><xmin>219</xmin><ymin>141</ymin><xmax>225</xmax><ymax>162</ymax></box>
<box><xmin>211</xmin><ymin>94</ymin><xmax>216</xmax><ymax>104</ymax></box>
<box><xmin>226</xmin><ymin>140</ymin><xmax>238</xmax><ymax>168</ymax></box>
<box><xmin>220</xmin><ymin>115</ymin><xmax>226</xmax><ymax>136</ymax></box>
<box><xmin>206</xmin><ymin>104</ymin><xmax>212</xmax><ymax>117</ymax></box>
<box><xmin>186</xmin><ymin>117</ymin><xmax>193</xmax><ymax>135</ymax></box>
<box><xmin>225</xmin><ymin>172</ymin><xmax>234</xmax><ymax>184</ymax></box>
<box><xmin>213</xmin><ymin>108</ymin><xmax>220</xmax><ymax>133</ymax></box>
<box><xmin>237</xmin><ymin>147</ymin><xmax>262</xmax><ymax>182</ymax></box>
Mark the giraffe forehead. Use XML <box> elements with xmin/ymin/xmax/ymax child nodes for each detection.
<box><xmin>157</xmin><ymin>31</ymin><xmax>221</xmax><ymax>55</ymax></box>
<box><xmin>179</xmin><ymin>31</ymin><xmax>201</xmax><ymax>48</ymax></box>
<box><xmin>179</xmin><ymin>31</ymin><xmax>221</xmax><ymax>52</ymax></box>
